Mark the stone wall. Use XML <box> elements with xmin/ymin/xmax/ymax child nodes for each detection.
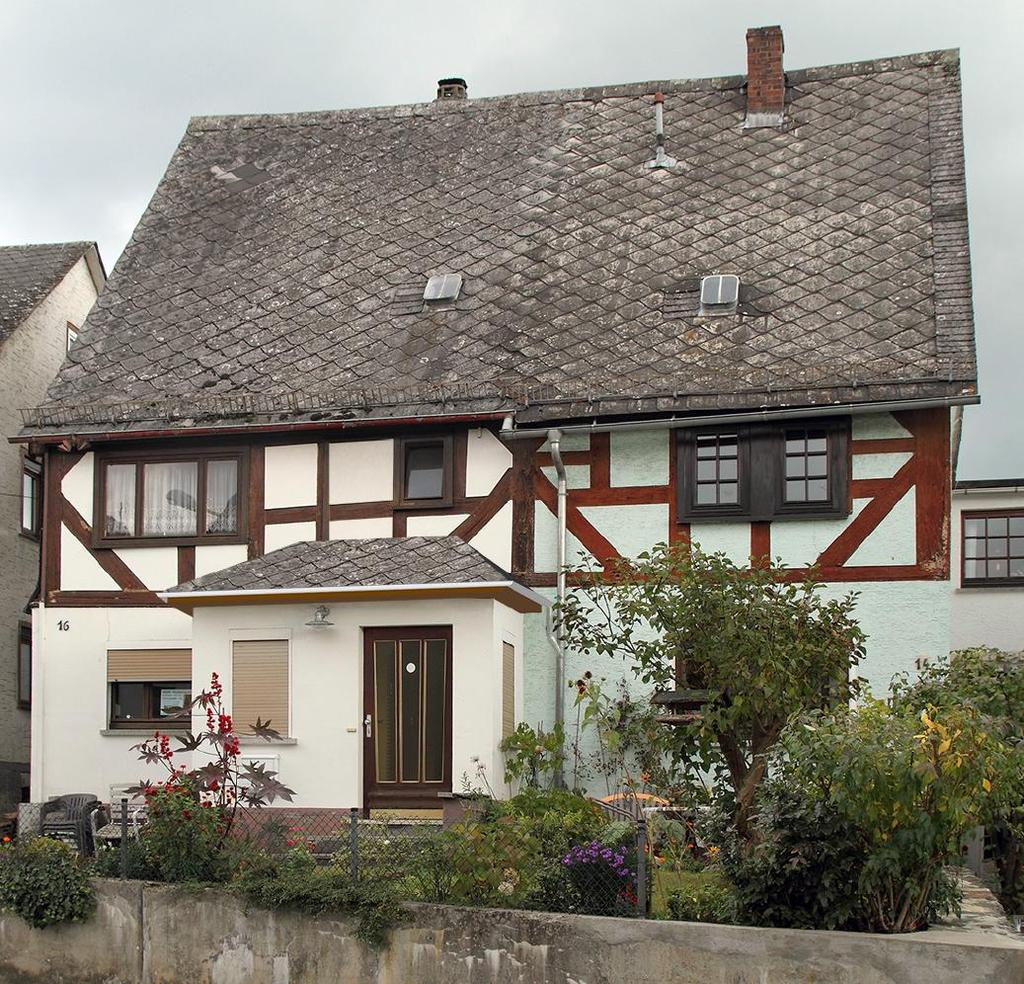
<box><xmin>0</xmin><ymin>880</ymin><xmax>1022</xmax><ymax>984</ymax></box>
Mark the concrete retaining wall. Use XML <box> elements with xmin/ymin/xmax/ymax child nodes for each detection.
<box><xmin>0</xmin><ymin>880</ymin><xmax>1022</xmax><ymax>983</ymax></box>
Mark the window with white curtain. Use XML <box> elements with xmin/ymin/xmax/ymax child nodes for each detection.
<box><xmin>97</xmin><ymin>452</ymin><xmax>244</xmax><ymax>545</ymax></box>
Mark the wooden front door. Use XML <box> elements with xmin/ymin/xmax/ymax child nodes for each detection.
<box><xmin>363</xmin><ymin>626</ymin><xmax>453</xmax><ymax>811</ymax></box>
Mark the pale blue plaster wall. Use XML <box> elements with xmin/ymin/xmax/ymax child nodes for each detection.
<box><xmin>610</xmin><ymin>430</ymin><xmax>669</xmax><ymax>487</ymax></box>
<box><xmin>851</xmin><ymin>412</ymin><xmax>911</xmax><ymax>440</ymax></box>
<box><xmin>579</xmin><ymin>503</ymin><xmax>670</xmax><ymax>559</ymax></box>
<box><xmin>540</xmin><ymin>464</ymin><xmax>590</xmax><ymax>489</ymax></box>
<box><xmin>688</xmin><ymin>522</ymin><xmax>752</xmax><ymax>565</ymax></box>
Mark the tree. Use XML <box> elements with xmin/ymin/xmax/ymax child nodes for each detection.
<box><xmin>557</xmin><ymin>542</ymin><xmax>865</xmax><ymax>840</ymax></box>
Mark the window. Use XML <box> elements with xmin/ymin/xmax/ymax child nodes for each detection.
<box><xmin>395</xmin><ymin>435</ymin><xmax>453</xmax><ymax>508</ymax></box>
<box><xmin>95</xmin><ymin>450</ymin><xmax>246</xmax><ymax>546</ymax></box>
<box><xmin>962</xmin><ymin>513</ymin><xmax>1024</xmax><ymax>586</ymax></box>
<box><xmin>17</xmin><ymin>624</ymin><xmax>31</xmax><ymax>709</ymax></box>
<box><xmin>107</xmin><ymin>648</ymin><xmax>192</xmax><ymax>729</ymax></box>
<box><xmin>232</xmin><ymin>639</ymin><xmax>289</xmax><ymax>736</ymax></box>
<box><xmin>66</xmin><ymin>321</ymin><xmax>79</xmax><ymax>351</ymax></box>
<box><xmin>20</xmin><ymin>459</ymin><xmax>41</xmax><ymax>538</ymax></box>
<box><xmin>678</xmin><ymin>419</ymin><xmax>849</xmax><ymax>521</ymax></box>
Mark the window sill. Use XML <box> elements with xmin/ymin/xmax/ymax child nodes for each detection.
<box><xmin>957</xmin><ymin>582</ymin><xmax>1024</xmax><ymax>591</ymax></box>
<box><xmin>18</xmin><ymin>530</ymin><xmax>40</xmax><ymax>543</ymax></box>
<box><xmin>679</xmin><ymin>510</ymin><xmax>851</xmax><ymax>524</ymax></box>
<box><xmin>100</xmin><ymin>728</ymin><xmax>185</xmax><ymax>737</ymax></box>
<box><xmin>93</xmin><ymin>535</ymin><xmax>247</xmax><ymax>550</ymax></box>
<box><xmin>238</xmin><ymin>736</ymin><xmax>297</xmax><ymax>745</ymax></box>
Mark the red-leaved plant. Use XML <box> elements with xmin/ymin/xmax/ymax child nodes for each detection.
<box><xmin>129</xmin><ymin>672</ymin><xmax>294</xmax><ymax>842</ymax></box>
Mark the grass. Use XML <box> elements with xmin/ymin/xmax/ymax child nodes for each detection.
<box><xmin>650</xmin><ymin>866</ymin><xmax>729</xmax><ymax>917</ymax></box>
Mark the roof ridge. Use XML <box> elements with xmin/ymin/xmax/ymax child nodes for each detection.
<box><xmin>187</xmin><ymin>48</ymin><xmax>959</xmax><ymax>133</ymax></box>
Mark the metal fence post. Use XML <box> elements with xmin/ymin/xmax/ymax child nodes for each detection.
<box><xmin>349</xmin><ymin>807</ymin><xmax>359</xmax><ymax>882</ymax></box>
<box><xmin>120</xmin><ymin>797</ymin><xmax>129</xmax><ymax>879</ymax></box>
<box><xmin>635</xmin><ymin>814</ymin><xmax>647</xmax><ymax>919</ymax></box>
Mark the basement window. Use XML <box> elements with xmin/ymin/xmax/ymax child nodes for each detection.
<box><xmin>678</xmin><ymin>419</ymin><xmax>849</xmax><ymax>522</ymax></box>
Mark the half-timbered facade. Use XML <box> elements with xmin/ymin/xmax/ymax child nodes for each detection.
<box><xmin>16</xmin><ymin>28</ymin><xmax>977</xmax><ymax>806</ymax></box>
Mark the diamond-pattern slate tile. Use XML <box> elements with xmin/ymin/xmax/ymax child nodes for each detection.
<box><xmin>22</xmin><ymin>50</ymin><xmax>975</xmax><ymax>436</ymax></box>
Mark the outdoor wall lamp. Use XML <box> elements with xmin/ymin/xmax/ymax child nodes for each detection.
<box><xmin>305</xmin><ymin>605</ymin><xmax>334</xmax><ymax>628</ymax></box>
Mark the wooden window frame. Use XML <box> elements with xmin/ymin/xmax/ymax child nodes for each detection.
<box><xmin>678</xmin><ymin>418</ymin><xmax>849</xmax><ymax>523</ymax></box>
<box><xmin>960</xmin><ymin>509</ymin><xmax>1024</xmax><ymax>588</ymax></box>
<box><xmin>394</xmin><ymin>434</ymin><xmax>454</xmax><ymax>510</ymax></box>
<box><xmin>17</xmin><ymin>623</ymin><xmax>31</xmax><ymax>710</ymax></box>
<box><xmin>20</xmin><ymin>457</ymin><xmax>41</xmax><ymax>540</ymax></box>
<box><xmin>108</xmin><ymin>680</ymin><xmax>192</xmax><ymax>730</ymax></box>
<box><xmin>93</xmin><ymin>447</ymin><xmax>249</xmax><ymax>548</ymax></box>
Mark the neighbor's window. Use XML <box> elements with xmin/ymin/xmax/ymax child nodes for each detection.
<box><xmin>17</xmin><ymin>624</ymin><xmax>31</xmax><ymax>709</ymax></box>
<box><xmin>107</xmin><ymin>648</ymin><xmax>192</xmax><ymax>729</ymax></box>
<box><xmin>395</xmin><ymin>436</ymin><xmax>453</xmax><ymax>508</ymax></box>
<box><xmin>679</xmin><ymin>419</ymin><xmax>848</xmax><ymax>521</ymax></box>
<box><xmin>20</xmin><ymin>459</ymin><xmax>41</xmax><ymax>537</ymax></box>
<box><xmin>962</xmin><ymin>513</ymin><xmax>1024</xmax><ymax>586</ymax></box>
<box><xmin>97</xmin><ymin>451</ymin><xmax>245</xmax><ymax>545</ymax></box>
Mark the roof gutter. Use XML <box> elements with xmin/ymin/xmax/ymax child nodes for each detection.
<box><xmin>500</xmin><ymin>394</ymin><xmax>980</xmax><ymax>441</ymax></box>
<box><xmin>11</xmin><ymin>410</ymin><xmax>516</xmax><ymax>447</ymax></box>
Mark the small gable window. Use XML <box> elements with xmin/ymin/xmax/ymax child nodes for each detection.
<box><xmin>95</xmin><ymin>450</ymin><xmax>247</xmax><ymax>547</ymax></box>
<box><xmin>679</xmin><ymin>418</ymin><xmax>848</xmax><ymax>522</ymax></box>
<box><xmin>395</xmin><ymin>436</ymin><xmax>453</xmax><ymax>509</ymax></box>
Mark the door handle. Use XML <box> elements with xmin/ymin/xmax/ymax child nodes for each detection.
<box><xmin>364</xmin><ymin>714</ymin><xmax>372</xmax><ymax>738</ymax></box>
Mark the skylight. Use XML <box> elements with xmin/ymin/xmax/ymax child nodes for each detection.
<box><xmin>423</xmin><ymin>273</ymin><xmax>463</xmax><ymax>303</ymax></box>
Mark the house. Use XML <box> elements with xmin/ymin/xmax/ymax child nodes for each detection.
<box><xmin>0</xmin><ymin>241</ymin><xmax>105</xmax><ymax>811</ymax></box>
<box><xmin>15</xmin><ymin>26</ymin><xmax>977</xmax><ymax>810</ymax></box>
<box><xmin>950</xmin><ymin>478</ymin><xmax>1024</xmax><ymax>652</ymax></box>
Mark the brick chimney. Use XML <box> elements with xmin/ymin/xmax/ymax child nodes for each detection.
<box><xmin>744</xmin><ymin>25</ymin><xmax>785</xmax><ymax>128</ymax></box>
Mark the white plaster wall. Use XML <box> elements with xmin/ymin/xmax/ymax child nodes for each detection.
<box><xmin>772</xmin><ymin>502</ymin><xmax>868</xmax><ymax>568</ymax></box>
<box><xmin>1</xmin><ymin>256</ymin><xmax>99</xmax><ymax>777</ymax></box>
<box><xmin>31</xmin><ymin>605</ymin><xmax>195</xmax><ymax>800</ymax></box>
<box><xmin>851</xmin><ymin>413</ymin><xmax>912</xmax><ymax>440</ymax></box>
<box><xmin>264</xmin><ymin>521</ymin><xmax>317</xmax><ymax>552</ymax></box>
<box><xmin>112</xmin><ymin>547</ymin><xmax>179</xmax><ymax>591</ymax></box>
<box><xmin>688</xmin><ymin>522</ymin><xmax>752</xmax><ymax>565</ymax></box>
<box><xmin>190</xmin><ymin>597</ymin><xmax>518</xmax><ymax>807</ymax></box>
<box><xmin>853</xmin><ymin>452</ymin><xmax>913</xmax><ymax>480</ymax></box>
<box><xmin>62</xmin><ymin>452</ymin><xmax>94</xmax><ymax>518</ymax></box>
<box><xmin>610</xmin><ymin>429</ymin><xmax>670</xmax><ymax>487</ymax></box>
<box><xmin>468</xmin><ymin>501</ymin><xmax>513</xmax><ymax>571</ymax></box>
<box><xmin>328</xmin><ymin>517</ymin><xmax>393</xmax><ymax>540</ymax></box>
<box><xmin>264</xmin><ymin>445</ymin><xmax>317</xmax><ymax>508</ymax></box>
<box><xmin>406</xmin><ymin>514</ymin><xmax>469</xmax><ymax>536</ymax></box>
<box><xmin>195</xmin><ymin>544</ymin><xmax>249</xmax><ymax>579</ymax></box>
<box><xmin>534</xmin><ymin>502</ymin><xmax>599</xmax><ymax>571</ymax></box>
<box><xmin>60</xmin><ymin>527</ymin><xmax>119</xmax><ymax>591</ymax></box>
<box><xmin>847</xmin><ymin>488</ymin><xmax>917</xmax><ymax>566</ymax></box>
<box><xmin>329</xmin><ymin>439</ymin><xmax>393</xmax><ymax>504</ymax></box>
<box><xmin>951</xmin><ymin>489</ymin><xmax>1024</xmax><ymax>652</ymax></box>
<box><xmin>465</xmin><ymin>429</ymin><xmax>512</xmax><ymax>497</ymax></box>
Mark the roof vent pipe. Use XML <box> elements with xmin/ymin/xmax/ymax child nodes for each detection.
<box><xmin>436</xmin><ymin>77</ymin><xmax>468</xmax><ymax>100</ymax></box>
<box><xmin>545</xmin><ymin>427</ymin><xmax>567</xmax><ymax>788</ymax></box>
<box><xmin>645</xmin><ymin>92</ymin><xmax>678</xmax><ymax>169</ymax></box>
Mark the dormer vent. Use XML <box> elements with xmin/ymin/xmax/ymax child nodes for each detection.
<box><xmin>423</xmin><ymin>273</ymin><xmax>463</xmax><ymax>302</ymax></box>
<box><xmin>700</xmin><ymin>275</ymin><xmax>740</xmax><ymax>315</ymax></box>
<box><xmin>436</xmin><ymin>78</ymin><xmax>468</xmax><ymax>100</ymax></box>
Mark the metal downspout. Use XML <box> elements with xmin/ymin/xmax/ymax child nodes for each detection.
<box><xmin>545</xmin><ymin>428</ymin><xmax>567</xmax><ymax>786</ymax></box>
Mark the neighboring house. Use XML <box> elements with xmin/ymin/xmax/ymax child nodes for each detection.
<box><xmin>0</xmin><ymin>241</ymin><xmax>105</xmax><ymax>810</ymax></box>
<box><xmin>950</xmin><ymin>479</ymin><xmax>1024</xmax><ymax>652</ymax></box>
<box><xmin>15</xmin><ymin>26</ymin><xmax>977</xmax><ymax>809</ymax></box>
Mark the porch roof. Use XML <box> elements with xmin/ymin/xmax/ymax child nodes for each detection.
<box><xmin>159</xmin><ymin>536</ymin><xmax>545</xmax><ymax>614</ymax></box>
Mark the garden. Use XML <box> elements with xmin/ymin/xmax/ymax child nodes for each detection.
<box><xmin>2</xmin><ymin>543</ymin><xmax>1022</xmax><ymax>948</ymax></box>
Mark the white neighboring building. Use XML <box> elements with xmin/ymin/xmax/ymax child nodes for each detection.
<box><xmin>951</xmin><ymin>479</ymin><xmax>1024</xmax><ymax>652</ymax></box>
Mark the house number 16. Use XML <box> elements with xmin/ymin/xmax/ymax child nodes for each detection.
<box><xmin>57</xmin><ymin>620</ymin><xmax>70</xmax><ymax>631</ymax></box>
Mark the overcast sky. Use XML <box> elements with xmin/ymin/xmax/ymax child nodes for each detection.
<box><xmin>1</xmin><ymin>1</ymin><xmax>1018</xmax><ymax>478</ymax></box>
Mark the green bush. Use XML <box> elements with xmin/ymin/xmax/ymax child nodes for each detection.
<box><xmin>92</xmin><ymin>838</ymin><xmax>161</xmax><ymax>881</ymax></box>
<box><xmin>234</xmin><ymin>863</ymin><xmax>403</xmax><ymax>948</ymax></box>
<box><xmin>666</xmin><ymin>873</ymin><xmax>737</xmax><ymax>924</ymax></box>
<box><xmin>707</xmin><ymin>783</ymin><xmax>864</xmax><ymax>930</ymax></box>
<box><xmin>0</xmin><ymin>838</ymin><xmax>95</xmax><ymax>928</ymax></box>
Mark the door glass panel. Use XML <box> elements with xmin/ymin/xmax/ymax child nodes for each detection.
<box><xmin>399</xmin><ymin>640</ymin><xmax>422</xmax><ymax>782</ymax></box>
<box><xmin>423</xmin><ymin>640</ymin><xmax>447</xmax><ymax>782</ymax></box>
<box><xmin>373</xmin><ymin>641</ymin><xmax>397</xmax><ymax>783</ymax></box>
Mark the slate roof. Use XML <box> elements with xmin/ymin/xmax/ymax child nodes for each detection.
<box><xmin>0</xmin><ymin>242</ymin><xmax>93</xmax><ymax>347</ymax></box>
<box><xmin>167</xmin><ymin>536</ymin><xmax>513</xmax><ymax>594</ymax></box>
<box><xmin>22</xmin><ymin>49</ymin><xmax>976</xmax><ymax>437</ymax></box>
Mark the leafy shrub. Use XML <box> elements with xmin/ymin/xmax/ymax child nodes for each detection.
<box><xmin>92</xmin><ymin>838</ymin><xmax>160</xmax><ymax>881</ymax></box>
<box><xmin>0</xmin><ymin>838</ymin><xmax>95</xmax><ymax>928</ymax></box>
<box><xmin>234</xmin><ymin>863</ymin><xmax>403</xmax><ymax>948</ymax></box>
<box><xmin>707</xmin><ymin>783</ymin><xmax>864</xmax><ymax>930</ymax></box>
<box><xmin>490</xmin><ymin>788</ymin><xmax>609</xmax><ymax>857</ymax></box>
<box><xmin>666</xmin><ymin>873</ymin><xmax>737</xmax><ymax>924</ymax></box>
<box><xmin>499</xmin><ymin>722</ymin><xmax>565</xmax><ymax>787</ymax></box>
